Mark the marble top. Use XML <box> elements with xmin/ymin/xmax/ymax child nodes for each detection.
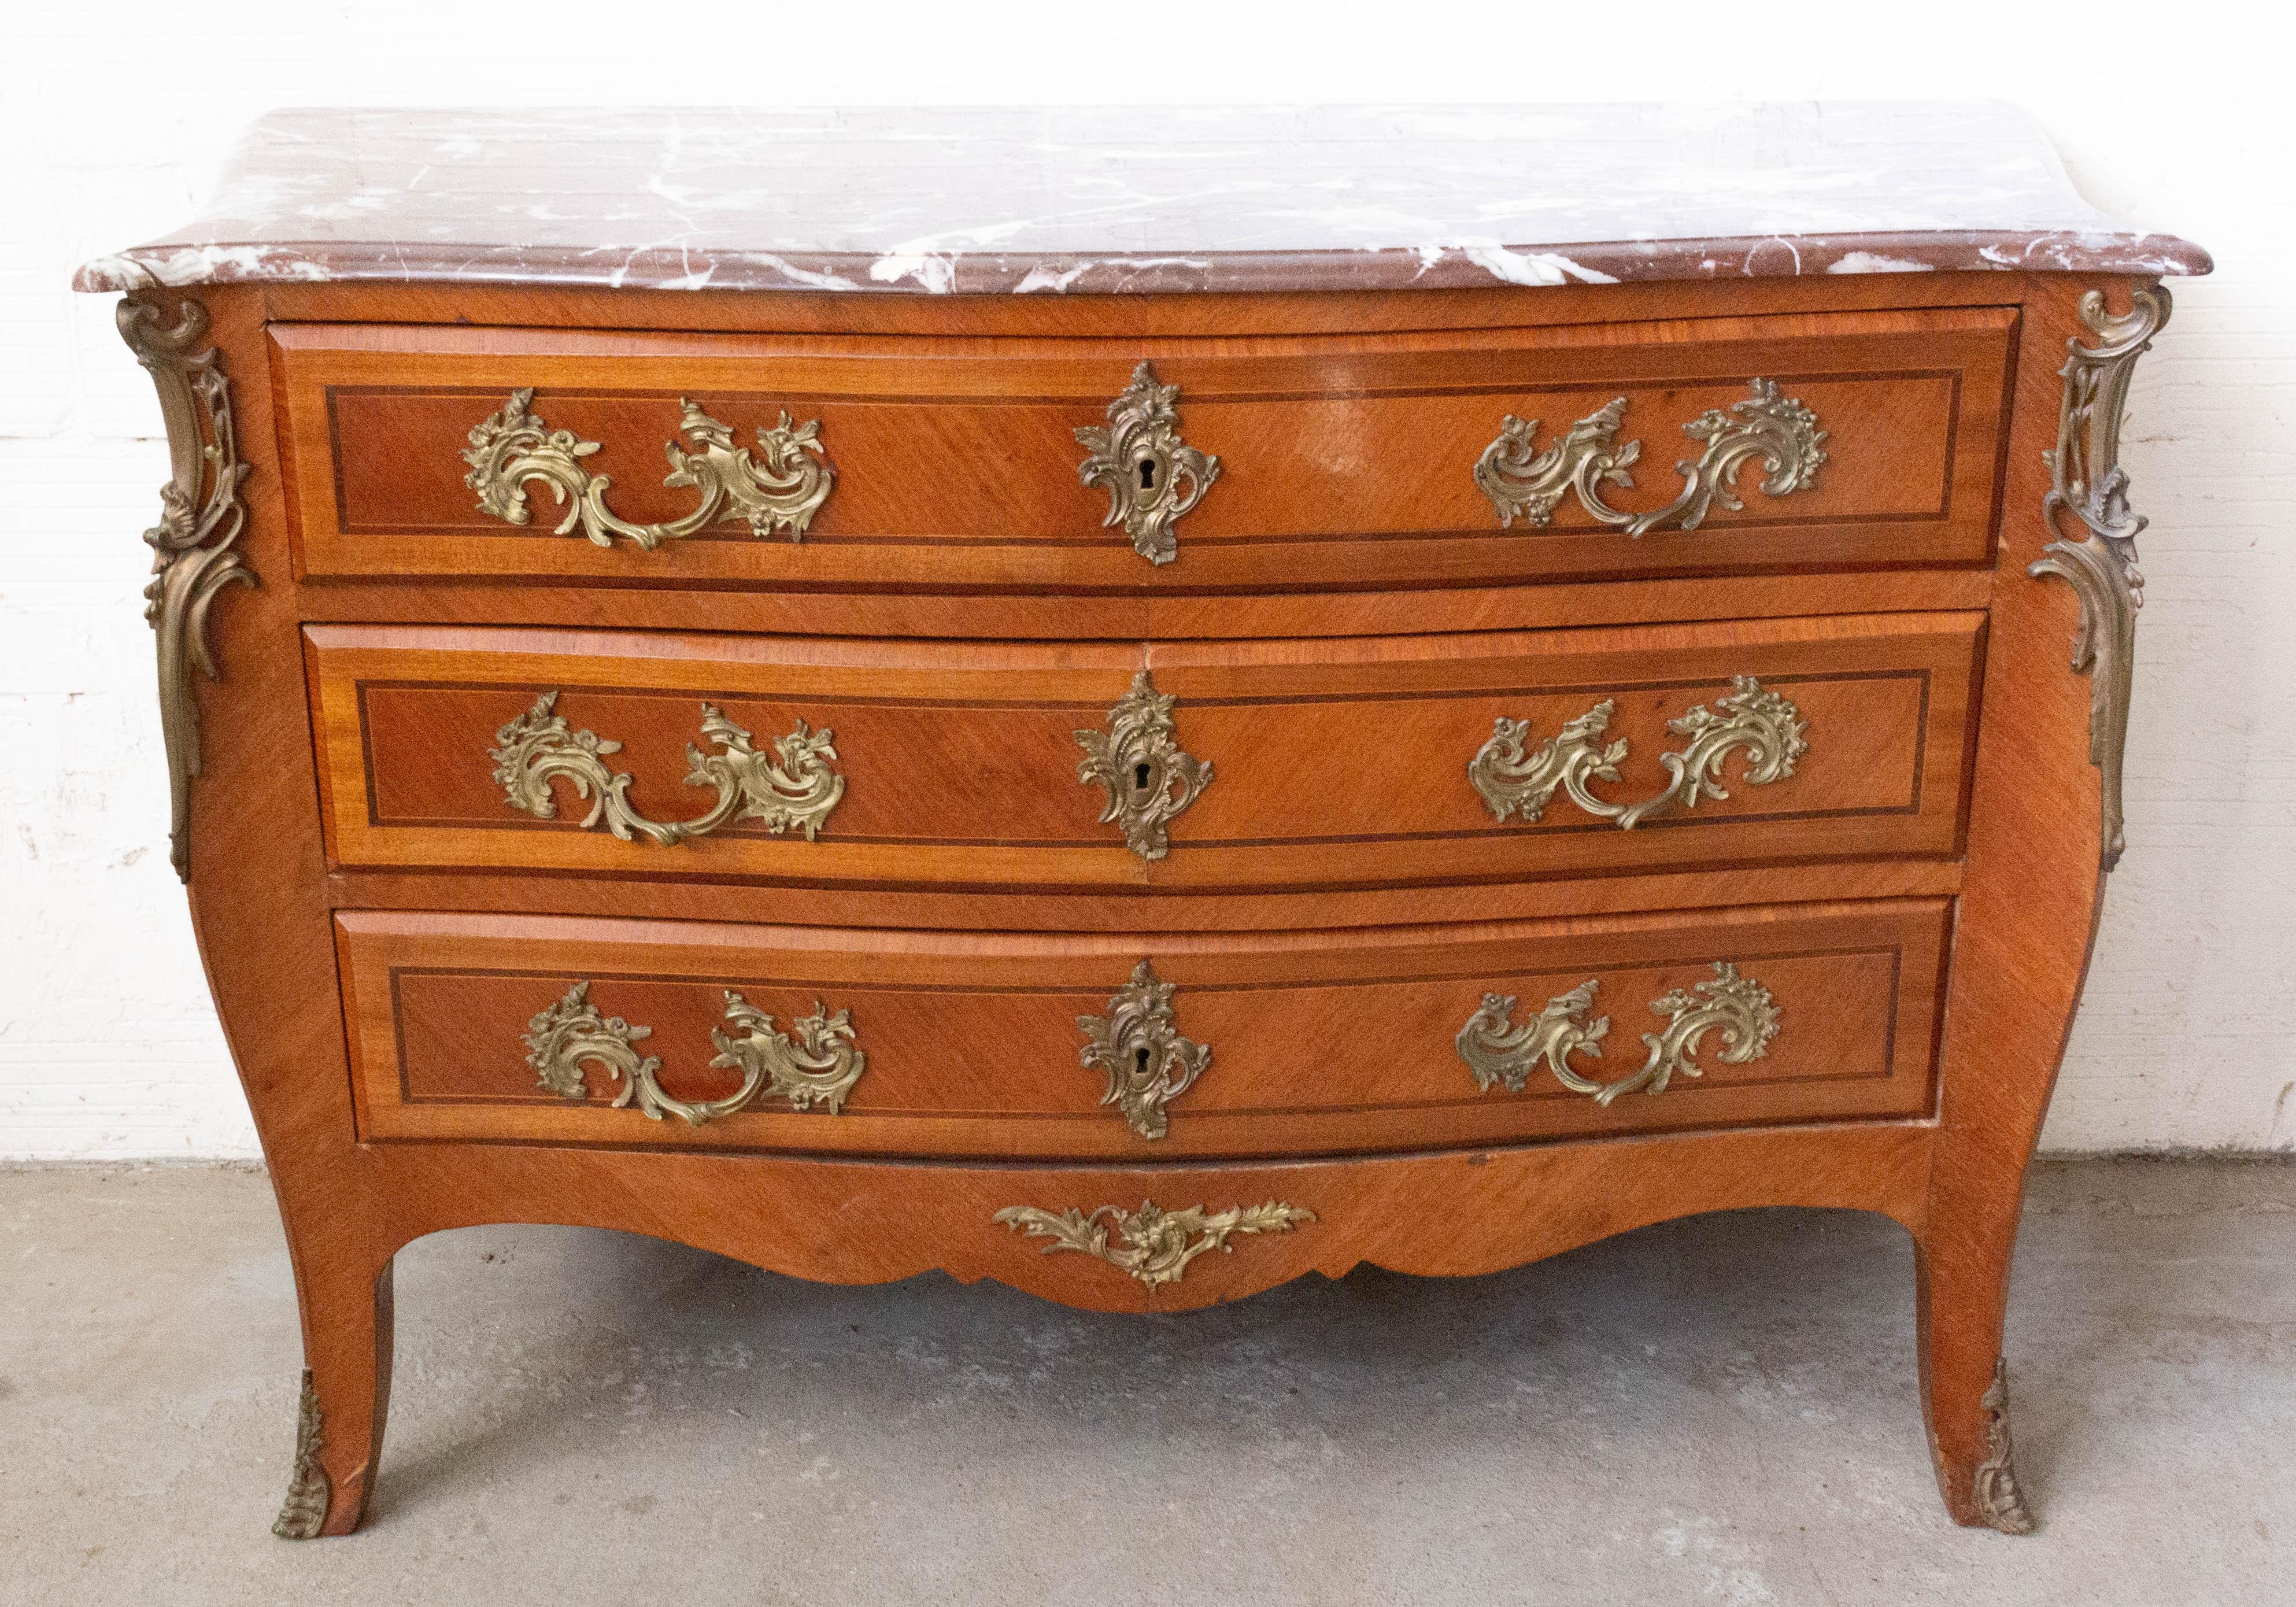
<box><xmin>74</xmin><ymin>103</ymin><xmax>2210</xmax><ymax>296</ymax></box>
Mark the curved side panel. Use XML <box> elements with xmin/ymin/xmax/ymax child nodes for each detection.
<box><xmin>156</xmin><ymin>289</ymin><xmax>394</xmax><ymax>1538</ymax></box>
<box><xmin>357</xmin><ymin>1123</ymin><xmax>1931</xmax><ymax>1316</ymax></box>
<box><xmin>1916</xmin><ymin>277</ymin><xmax>2148</xmax><ymax>1531</ymax></box>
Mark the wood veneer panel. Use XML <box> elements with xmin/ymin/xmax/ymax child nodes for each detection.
<box><xmin>306</xmin><ymin>611</ymin><xmax>1981</xmax><ymax>892</ymax></box>
<box><xmin>338</xmin><ymin>897</ymin><xmax>1948</xmax><ymax>1159</ymax></box>
<box><xmin>273</xmin><ymin>305</ymin><xmax>2012</xmax><ymax>592</ymax></box>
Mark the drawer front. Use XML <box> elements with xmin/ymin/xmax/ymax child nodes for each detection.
<box><xmin>307</xmin><ymin>613</ymin><xmax>1981</xmax><ymax>889</ymax></box>
<box><xmin>273</xmin><ymin>305</ymin><xmax>2012</xmax><ymax>590</ymax></box>
<box><xmin>338</xmin><ymin>898</ymin><xmax>1949</xmax><ymax>1159</ymax></box>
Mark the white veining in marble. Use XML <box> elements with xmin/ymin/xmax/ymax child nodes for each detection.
<box><xmin>73</xmin><ymin>103</ymin><xmax>2210</xmax><ymax>294</ymax></box>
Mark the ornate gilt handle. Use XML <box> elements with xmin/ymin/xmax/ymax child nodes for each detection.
<box><xmin>524</xmin><ymin>981</ymin><xmax>865</xmax><ymax>1123</ymax></box>
<box><xmin>1474</xmin><ymin>378</ymin><xmax>1826</xmax><ymax>535</ymax></box>
<box><xmin>491</xmin><ymin>691</ymin><xmax>844</xmax><ymax>844</ymax></box>
<box><xmin>1469</xmin><ymin>675</ymin><xmax>1806</xmax><ymax>830</ymax></box>
<box><xmin>1076</xmin><ymin>670</ymin><xmax>1211</xmax><ymax>861</ymax></box>
<box><xmin>994</xmin><ymin>1199</ymin><xmax>1315</xmax><ymax>1291</ymax></box>
<box><xmin>463</xmin><ymin>388</ymin><xmax>834</xmax><ymax>550</ymax></box>
<box><xmin>1076</xmin><ymin>362</ymin><xmax>1221</xmax><ymax>565</ymax></box>
<box><xmin>1456</xmin><ymin>962</ymin><xmax>1780</xmax><ymax>1106</ymax></box>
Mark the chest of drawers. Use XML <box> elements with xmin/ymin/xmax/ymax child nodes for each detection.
<box><xmin>78</xmin><ymin>103</ymin><xmax>2208</xmax><ymax>1539</ymax></box>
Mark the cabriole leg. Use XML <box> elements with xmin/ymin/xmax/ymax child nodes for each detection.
<box><xmin>274</xmin><ymin>1258</ymin><xmax>395</xmax><ymax>1538</ymax></box>
<box><xmin>1914</xmin><ymin>1227</ymin><xmax>2032</xmax><ymax>1533</ymax></box>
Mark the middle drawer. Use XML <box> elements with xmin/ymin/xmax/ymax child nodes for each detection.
<box><xmin>308</xmin><ymin>611</ymin><xmax>1980</xmax><ymax>891</ymax></box>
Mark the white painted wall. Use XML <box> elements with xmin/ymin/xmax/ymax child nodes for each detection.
<box><xmin>3</xmin><ymin>0</ymin><xmax>2290</xmax><ymax>1158</ymax></box>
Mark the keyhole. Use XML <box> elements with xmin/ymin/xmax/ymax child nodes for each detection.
<box><xmin>1138</xmin><ymin>458</ymin><xmax>1156</xmax><ymax>493</ymax></box>
<box><xmin>1135</xmin><ymin>1046</ymin><xmax>1151</xmax><ymax>1078</ymax></box>
<box><xmin>1133</xmin><ymin>761</ymin><xmax>1152</xmax><ymax>792</ymax></box>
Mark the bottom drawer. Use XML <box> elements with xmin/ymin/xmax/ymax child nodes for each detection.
<box><xmin>337</xmin><ymin>898</ymin><xmax>1949</xmax><ymax>1161</ymax></box>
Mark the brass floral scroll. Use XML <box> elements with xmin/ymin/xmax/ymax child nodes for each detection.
<box><xmin>463</xmin><ymin>388</ymin><xmax>834</xmax><ymax>549</ymax></box>
<box><xmin>271</xmin><ymin>1370</ymin><xmax>330</xmax><ymax>1540</ymax></box>
<box><xmin>1078</xmin><ymin>960</ymin><xmax>1210</xmax><ymax>1140</ymax></box>
<box><xmin>523</xmin><ymin>981</ymin><xmax>866</xmax><ymax>1123</ymax></box>
<box><xmin>993</xmin><ymin>1200</ymin><xmax>1315</xmax><ymax>1290</ymax></box>
<box><xmin>1475</xmin><ymin>378</ymin><xmax>1827</xmax><ymax>535</ymax></box>
<box><xmin>1456</xmin><ymin>961</ymin><xmax>1781</xmax><ymax>1106</ymax></box>
<box><xmin>118</xmin><ymin>290</ymin><xmax>255</xmax><ymax>881</ymax></box>
<box><xmin>2029</xmin><ymin>287</ymin><xmax>2171</xmax><ymax>871</ymax></box>
<box><xmin>1076</xmin><ymin>361</ymin><xmax>1221</xmax><ymax>564</ymax></box>
<box><xmin>1469</xmin><ymin>676</ymin><xmax>1806</xmax><ymax>830</ymax></box>
<box><xmin>1973</xmin><ymin>1359</ymin><xmax>2036</xmax><ymax>1534</ymax></box>
<box><xmin>491</xmin><ymin>691</ymin><xmax>844</xmax><ymax>844</ymax></box>
<box><xmin>1076</xmin><ymin>670</ymin><xmax>1211</xmax><ymax>861</ymax></box>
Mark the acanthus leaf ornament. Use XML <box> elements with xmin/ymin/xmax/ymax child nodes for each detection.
<box><xmin>2029</xmin><ymin>286</ymin><xmax>2171</xmax><ymax>871</ymax></box>
<box><xmin>1469</xmin><ymin>677</ymin><xmax>1806</xmax><ymax>830</ymax></box>
<box><xmin>462</xmin><ymin>388</ymin><xmax>834</xmax><ymax>550</ymax></box>
<box><xmin>118</xmin><ymin>290</ymin><xmax>256</xmax><ymax>882</ymax></box>
<box><xmin>1078</xmin><ymin>959</ymin><xmax>1211</xmax><ymax>1140</ymax></box>
<box><xmin>1476</xmin><ymin>378</ymin><xmax>1827</xmax><ymax>535</ymax></box>
<box><xmin>1075</xmin><ymin>361</ymin><xmax>1221</xmax><ymax>564</ymax></box>
<box><xmin>1455</xmin><ymin>980</ymin><xmax>1610</xmax><ymax>1094</ymax></box>
<box><xmin>1973</xmin><ymin>1358</ymin><xmax>2037</xmax><ymax>1535</ymax></box>
<box><xmin>993</xmin><ymin>1199</ymin><xmax>1315</xmax><ymax>1291</ymax></box>
<box><xmin>271</xmin><ymin>1369</ymin><xmax>330</xmax><ymax>1540</ymax></box>
<box><xmin>523</xmin><ymin>981</ymin><xmax>866</xmax><ymax>1124</ymax></box>
<box><xmin>491</xmin><ymin>690</ymin><xmax>844</xmax><ymax>844</ymax></box>
<box><xmin>1456</xmin><ymin>961</ymin><xmax>1780</xmax><ymax>1106</ymax></box>
<box><xmin>1076</xmin><ymin>670</ymin><xmax>1212</xmax><ymax>861</ymax></box>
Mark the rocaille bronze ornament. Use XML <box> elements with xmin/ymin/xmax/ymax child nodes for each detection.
<box><xmin>1469</xmin><ymin>676</ymin><xmax>1807</xmax><ymax>830</ymax></box>
<box><xmin>116</xmin><ymin>289</ymin><xmax>254</xmax><ymax>882</ymax></box>
<box><xmin>1456</xmin><ymin>961</ymin><xmax>1781</xmax><ymax>1105</ymax></box>
<box><xmin>1076</xmin><ymin>361</ymin><xmax>1221</xmax><ymax>564</ymax></box>
<box><xmin>1474</xmin><ymin>378</ymin><xmax>1827</xmax><ymax>535</ymax></box>
<box><xmin>491</xmin><ymin>690</ymin><xmax>844</xmax><ymax>844</ymax></box>
<box><xmin>2028</xmin><ymin>287</ymin><xmax>2171</xmax><ymax>871</ymax></box>
<box><xmin>523</xmin><ymin>981</ymin><xmax>866</xmax><ymax>1124</ymax></box>
<box><xmin>463</xmin><ymin>388</ymin><xmax>834</xmax><ymax>548</ymax></box>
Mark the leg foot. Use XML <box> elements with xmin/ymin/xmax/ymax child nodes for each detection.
<box><xmin>1972</xmin><ymin>1359</ymin><xmax>2036</xmax><ymax>1534</ymax></box>
<box><xmin>273</xmin><ymin>1258</ymin><xmax>394</xmax><ymax>1538</ymax></box>
<box><xmin>1915</xmin><ymin>1235</ymin><xmax>2037</xmax><ymax>1534</ymax></box>
<box><xmin>272</xmin><ymin>1370</ymin><xmax>331</xmax><ymax>1539</ymax></box>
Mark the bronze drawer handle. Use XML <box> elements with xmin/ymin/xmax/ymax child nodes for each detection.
<box><xmin>1076</xmin><ymin>670</ymin><xmax>1211</xmax><ymax>861</ymax></box>
<box><xmin>1076</xmin><ymin>361</ymin><xmax>1221</xmax><ymax>565</ymax></box>
<box><xmin>524</xmin><ymin>981</ymin><xmax>865</xmax><ymax>1123</ymax></box>
<box><xmin>1078</xmin><ymin>960</ymin><xmax>1208</xmax><ymax>1140</ymax></box>
<box><xmin>1456</xmin><ymin>961</ymin><xmax>1780</xmax><ymax>1106</ymax></box>
<box><xmin>491</xmin><ymin>690</ymin><xmax>844</xmax><ymax>844</ymax></box>
<box><xmin>994</xmin><ymin>1199</ymin><xmax>1315</xmax><ymax>1291</ymax></box>
<box><xmin>1469</xmin><ymin>674</ymin><xmax>1806</xmax><ymax>829</ymax></box>
<box><xmin>1474</xmin><ymin>378</ymin><xmax>1826</xmax><ymax>535</ymax></box>
<box><xmin>462</xmin><ymin>388</ymin><xmax>834</xmax><ymax>549</ymax></box>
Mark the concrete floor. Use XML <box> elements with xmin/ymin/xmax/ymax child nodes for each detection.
<box><xmin>0</xmin><ymin>1161</ymin><xmax>2288</xmax><ymax>1606</ymax></box>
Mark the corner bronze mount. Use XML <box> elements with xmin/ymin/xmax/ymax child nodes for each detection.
<box><xmin>2029</xmin><ymin>286</ymin><xmax>2171</xmax><ymax>872</ymax></box>
<box><xmin>1474</xmin><ymin>378</ymin><xmax>1827</xmax><ymax>535</ymax></box>
<box><xmin>1076</xmin><ymin>361</ymin><xmax>1221</xmax><ymax>564</ymax></box>
<box><xmin>1974</xmin><ymin>1358</ymin><xmax>2037</xmax><ymax>1534</ymax></box>
<box><xmin>1078</xmin><ymin>959</ymin><xmax>1210</xmax><ymax>1140</ymax></box>
<box><xmin>272</xmin><ymin>1370</ymin><xmax>330</xmax><ymax>1540</ymax></box>
<box><xmin>118</xmin><ymin>289</ymin><xmax>255</xmax><ymax>882</ymax></box>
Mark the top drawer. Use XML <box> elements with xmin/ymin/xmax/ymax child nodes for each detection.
<box><xmin>271</xmin><ymin>305</ymin><xmax>2013</xmax><ymax>593</ymax></box>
